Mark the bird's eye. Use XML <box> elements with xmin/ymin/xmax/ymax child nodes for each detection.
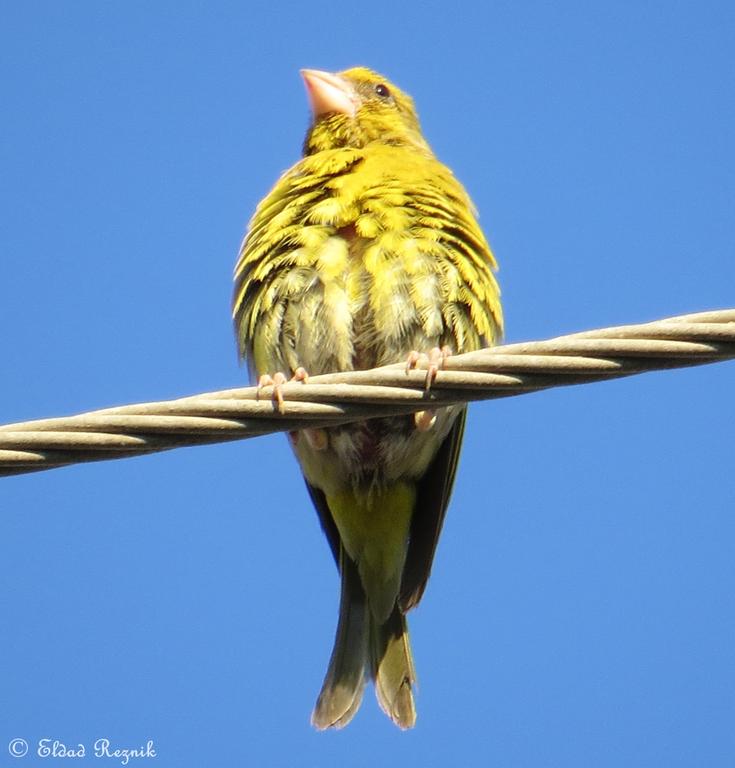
<box><xmin>374</xmin><ymin>83</ymin><xmax>391</xmax><ymax>99</ymax></box>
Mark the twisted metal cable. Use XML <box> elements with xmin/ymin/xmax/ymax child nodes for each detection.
<box><xmin>1</xmin><ymin>308</ymin><xmax>733</xmax><ymax>478</ymax></box>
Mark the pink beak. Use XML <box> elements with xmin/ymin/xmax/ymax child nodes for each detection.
<box><xmin>301</xmin><ymin>69</ymin><xmax>357</xmax><ymax>118</ymax></box>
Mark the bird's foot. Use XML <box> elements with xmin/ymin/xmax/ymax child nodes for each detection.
<box><xmin>405</xmin><ymin>346</ymin><xmax>451</xmax><ymax>391</ymax></box>
<box><xmin>257</xmin><ymin>367</ymin><xmax>309</xmax><ymax>413</ymax></box>
<box><xmin>413</xmin><ymin>409</ymin><xmax>437</xmax><ymax>432</ymax></box>
<box><xmin>405</xmin><ymin>346</ymin><xmax>452</xmax><ymax>431</ymax></box>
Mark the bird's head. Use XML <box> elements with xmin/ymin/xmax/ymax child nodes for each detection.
<box><xmin>301</xmin><ymin>67</ymin><xmax>430</xmax><ymax>155</ymax></box>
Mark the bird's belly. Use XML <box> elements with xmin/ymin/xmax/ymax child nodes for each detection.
<box><xmin>248</xmin><ymin>212</ymin><xmax>461</xmax><ymax>380</ymax></box>
<box><xmin>293</xmin><ymin>404</ymin><xmax>461</xmax><ymax>495</ymax></box>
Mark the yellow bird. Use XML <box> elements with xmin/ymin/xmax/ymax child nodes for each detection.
<box><xmin>233</xmin><ymin>67</ymin><xmax>502</xmax><ymax>729</ymax></box>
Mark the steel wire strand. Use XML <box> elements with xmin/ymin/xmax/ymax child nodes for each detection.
<box><xmin>1</xmin><ymin>308</ymin><xmax>733</xmax><ymax>477</ymax></box>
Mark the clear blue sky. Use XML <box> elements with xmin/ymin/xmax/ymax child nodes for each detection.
<box><xmin>2</xmin><ymin>2</ymin><xmax>734</xmax><ymax>766</ymax></box>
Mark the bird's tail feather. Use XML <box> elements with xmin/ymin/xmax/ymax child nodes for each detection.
<box><xmin>311</xmin><ymin>556</ymin><xmax>368</xmax><ymax>730</ymax></box>
<box><xmin>312</xmin><ymin>553</ymin><xmax>417</xmax><ymax>730</ymax></box>
<box><xmin>370</xmin><ymin>605</ymin><xmax>417</xmax><ymax>729</ymax></box>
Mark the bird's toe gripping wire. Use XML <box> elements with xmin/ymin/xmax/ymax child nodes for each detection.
<box><xmin>257</xmin><ymin>366</ymin><xmax>309</xmax><ymax>414</ymax></box>
<box><xmin>405</xmin><ymin>346</ymin><xmax>452</xmax><ymax>432</ymax></box>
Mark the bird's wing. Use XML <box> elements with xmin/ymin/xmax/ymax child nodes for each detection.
<box><xmin>398</xmin><ymin>407</ymin><xmax>467</xmax><ymax>612</ymax></box>
<box><xmin>304</xmin><ymin>479</ymin><xmax>341</xmax><ymax>567</ymax></box>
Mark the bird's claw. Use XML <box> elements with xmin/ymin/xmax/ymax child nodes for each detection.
<box><xmin>405</xmin><ymin>345</ymin><xmax>452</xmax><ymax>392</ymax></box>
<box><xmin>258</xmin><ymin>368</ymin><xmax>309</xmax><ymax>413</ymax></box>
<box><xmin>414</xmin><ymin>409</ymin><xmax>437</xmax><ymax>432</ymax></box>
<box><xmin>405</xmin><ymin>346</ymin><xmax>453</xmax><ymax>431</ymax></box>
<box><xmin>292</xmin><ymin>366</ymin><xmax>309</xmax><ymax>384</ymax></box>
